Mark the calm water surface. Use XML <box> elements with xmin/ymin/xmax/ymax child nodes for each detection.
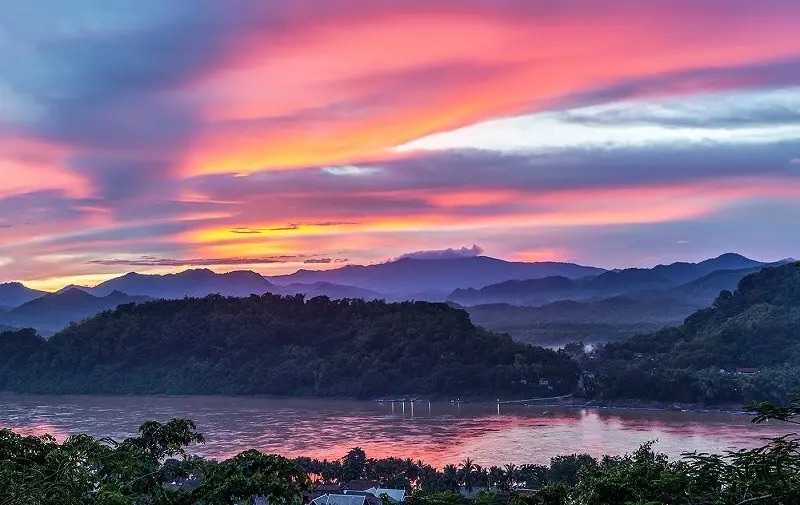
<box><xmin>0</xmin><ymin>394</ymin><xmax>788</xmax><ymax>467</ymax></box>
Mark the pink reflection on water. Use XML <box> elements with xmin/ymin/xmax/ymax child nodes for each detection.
<box><xmin>0</xmin><ymin>422</ymin><xmax>70</xmax><ymax>442</ymax></box>
<box><xmin>0</xmin><ymin>394</ymin><xmax>790</xmax><ymax>468</ymax></box>
<box><xmin>205</xmin><ymin>404</ymin><xmax>787</xmax><ymax>468</ymax></box>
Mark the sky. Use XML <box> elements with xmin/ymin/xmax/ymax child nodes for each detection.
<box><xmin>1</xmin><ymin>0</ymin><xmax>800</xmax><ymax>291</ymax></box>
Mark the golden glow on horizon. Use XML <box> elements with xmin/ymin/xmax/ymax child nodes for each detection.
<box><xmin>512</xmin><ymin>248</ymin><xmax>575</xmax><ymax>263</ymax></box>
<box><xmin>24</xmin><ymin>273</ymin><xmax>125</xmax><ymax>293</ymax></box>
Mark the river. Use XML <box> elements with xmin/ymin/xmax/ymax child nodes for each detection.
<box><xmin>0</xmin><ymin>393</ymin><xmax>788</xmax><ymax>467</ymax></box>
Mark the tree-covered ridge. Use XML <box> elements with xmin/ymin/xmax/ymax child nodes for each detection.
<box><xmin>0</xmin><ymin>294</ymin><xmax>578</xmax><ymax>397</ymax></box>
<box><xmin>590</xmin><ymin>263</ymin><xmax>800</xmax><ymax>404</ymax></box>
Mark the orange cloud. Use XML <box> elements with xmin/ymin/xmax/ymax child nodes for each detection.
<box><xmin>182</xmin><ymin>178</ymin><xmax>800</xmax><ymax>261</ymax></box>
<box><xmin>178</xmin><ymin>5</ymin><xmax>800</xmax><ymax>176</ymax></box>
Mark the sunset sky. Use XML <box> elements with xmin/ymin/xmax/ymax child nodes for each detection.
<box><xmin>1</xmin><ymin>0</ymin><xmax>800</xmax><ymax>290</ymax></box>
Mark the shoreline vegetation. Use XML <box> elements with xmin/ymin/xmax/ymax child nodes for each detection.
<box><xmin>3</xmin><ymin>398</ymin><xmax>800</xmax><ymax>504</ymax></box>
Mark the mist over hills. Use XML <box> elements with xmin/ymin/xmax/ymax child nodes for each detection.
<box><xmin>463</xmin><ymin>296</ymin><xmax>701</xmax><ymax>347</ymax></box>
<box><xmin>450</xmin><ymin>254</ymin><xmax>787</xmax><ymax>346</ymax></box>
<box><xmin>0</xmin><ymin>289</ymin><xmax>150</xmax><ymax>335</ymax></box>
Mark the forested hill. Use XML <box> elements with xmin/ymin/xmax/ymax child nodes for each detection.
<box><xmin>0</xmin><ymin>295</ymin><xmax>578</xmax><ymax>397</ymax></box>
<box><xmin>591</xmin><ymin>262</ymin><xmax>800</xmax><ymax>404</ymax></box>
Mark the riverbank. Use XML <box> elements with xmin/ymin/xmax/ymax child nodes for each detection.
<box><xmin>539</xmin><ymin>398</ymin><xmax>749</xmax><ymax>415</ymax></box>
<box><xmin>2</xmin><ymin>389</ymin><xmax>752</xmax><ymax>415</ymax></box>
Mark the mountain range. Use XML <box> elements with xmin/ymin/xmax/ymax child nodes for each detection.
<box><xmin>449</xmin><ymin>253</ymin><xmax>767</xmax><ymax>306</ymax></box>
<box><xmin>0</xmin><ymin>252</ymin><xmax>790</xmax><ymax>342</ymax></box>
<box><xmin>266</xmin><ymin>256</ymin><xmax>605</xmax><ymax>295</ymax></box>
<box><xmin>82</xmin><ymin>269</ymin><xmax>273</xmax><ymax>298</ymax></box>
<box><xmin>448</xmin><ymin>254</ymin><xmax>794</xmax><ymax>346</ymax></box>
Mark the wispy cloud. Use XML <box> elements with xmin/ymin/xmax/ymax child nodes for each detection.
<box><xmin>230</xmin><ymin>222</ymin><xmax>358</xmax><ymax>234</ymax></box>
<box><xmin>88</xmin><ymin>255</ymin><xmax>340</xmax><ymax>267</ymax></box>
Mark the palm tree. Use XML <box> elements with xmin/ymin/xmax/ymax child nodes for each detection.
<box><xmin>504</xmin><ymin>463</ymin><xmax>518</xmax><ymax>489</ymax></box>
<box><xmin>488</xmin><ymin>466</ymin><xmax>504</xmax><ymax>490</ymax></box>
<box><xmin>442</xmin><ymin>464</ymin><xmax>460</xmax><ymax>493</ymax></box>
<box><xmin>473</xmin><ymin>464</ymin><xmax>489</xmax><ymax>488</ymax></box>
<box><xmin>459</xmin><ymin>457</ymin><xmax>476</xmax><ymax>494</ymax></box>
<box><xmin>418</xmin><ymin>465</ymin><xmax>441</xmax><ymax>493</ymax></box>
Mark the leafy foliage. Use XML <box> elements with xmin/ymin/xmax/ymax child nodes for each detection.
<box><xmin>0</xmin><ymin>418</ymin><xmax>310</xmax><ymax>504</ymax></box>
<box><xmin>0</xmin><ymin>294</ymin><xmax>578</xmax><ymax>398</ymax></box>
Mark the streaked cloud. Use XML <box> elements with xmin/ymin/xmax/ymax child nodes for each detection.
<box><xmin>88</xmin><ymin>254</ymin><xmax>339</xmax><ymax>267</ymax></box>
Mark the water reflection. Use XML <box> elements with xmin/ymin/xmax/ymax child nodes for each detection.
<box><xmin>0</xmin><ymin>393</ymin><xmax>786</xmax><ymax>467</ymax></box>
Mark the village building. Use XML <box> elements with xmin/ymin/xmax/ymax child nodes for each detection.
<box><xmin>312</xmin><ymin>494</ymin><xmax>368</xmax><ymax>505</ymax></box>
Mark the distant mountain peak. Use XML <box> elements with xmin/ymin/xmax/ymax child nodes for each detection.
<box><xmin>0</xmin><ymin>282</ymin><xmax>47</xmax><ymax>308</ymax></box>
<box><xmin>105</xmin><ymin>289</ymin><xmax>132</xmax><ymax>297</ymax></box>
<box><xmin>57</xmin><ymin>287</ymin><xmax>95</xmax><ymax>297</ymax></box>
<box><xmin>56</xmin><ymin>284</ymin><xmax>91</xmax><ymax>294</ymax></box>
<box><xmin>712</xmin><ymin>252</ymin><xmax>750</xmax><ymax>260</ymax></box>
<box><xmin>698</xmin><ymin>252</ymin><xmax>762</xmax><ymax>269</ymax></box>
